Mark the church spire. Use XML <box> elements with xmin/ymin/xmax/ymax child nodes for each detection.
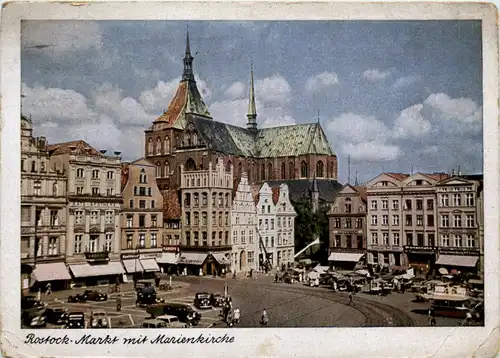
<box><xmin>182</xmin><ymin>26</ymin><xmax>195</xmax><ymax>82</ymax></box>
<box><xmin>246</xmin><ymin>63</ymin><xmax>258</xmax><ymax>132</ymax></box>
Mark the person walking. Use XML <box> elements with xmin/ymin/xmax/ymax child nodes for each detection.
<box><xmin>45</xmin><ymin>282</ymin><xmax>52</xmax><ymax>296</ymax></box>
<box><xmin>275</xmin><ymin>273</ymin><xmax>279</xmax><ymax>283</ymax></box>
<box><xmin>348</xmin><ymin>291</ymin><xmax>355</xmax><ymax>306</ymax></box>
<box><xmin>116</xmin><ymin>296</ymin><xmax>122</xmax><ymax>312</ymax></box>
<box><xmin>234</xmin><ymin>308</ymin><xmax>240</xmax><ymax>324</ymax></box>
<box><xmin>260</xmin><ymin>309</ymin><xmax>269</xmax><ymax>326</ymax></box>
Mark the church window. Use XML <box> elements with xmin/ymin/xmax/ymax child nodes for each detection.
<box><xmin>156</xmin><ymin>138</ymin><xmax>161</xmax><ymax>154</ymax></box>
<box><xmin>227</xmin><ymin>160</ymin><xmax>232</xmax><ymax>172</ymax></box>
<box><xmin>281</xmin><ymin>162</ymin><xmax>286</xmax><ymax>179</ymax></box>
<box><xmin>238</xmin><ymin>162</ymin><xmax>242</xmax><ymax>177</ymax></box>
<box><xmin>260</xmin><ymin>164</ymin><xmax>265</xmax><ymax>182</ymax></box>
<box><xmin>316</xmin><ymin>161</ymin><xmax>324</xmax><ymax>177</ymax></box>
<box><xmin>164</xmin><ymin>137</ymin><xmax>170</xmax><ymax>154</ymax></box>
<box><xmin>192</xmin><ymin>132</ymin><xmax>198</xmax><ymax>146</ymax></box>
<box><xmin>289</xmin><ymin>162</ymin><xmax>294</xmax><ymax>179</ymax></box>
<box><xmin>267</xmin><ymin>163</ymin><xmax>273</xmax><ymax>180</ymax></box>
<box><xmin>300</xmin><ymin>161</ymin><xmax>308</xmax><ymax>178</ymax></box>
<box><xmin>156</xmin><ymin>162</ymin><xmax>161</xmax><ymax>177</ymax></box>
<box><xmin>148</xmin><ymin>138</ymin><xmax>153</xmax><ymax>154</ymax></box>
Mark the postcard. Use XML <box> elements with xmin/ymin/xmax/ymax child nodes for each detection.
<box><xmin>1</xmin><ymin>1</ymin><xmax>499</xmax><ymax>357</ymax></box>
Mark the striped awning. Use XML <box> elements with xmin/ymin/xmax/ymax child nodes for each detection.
<box><xmin>122</xmin><ymin>259</ymin><xmax>143</xmax><ymax>273</ymax></box>
<box><xmin>156</xmin><ymin>253</ymin><xmax>179</xmax><ymax>264</ymax></box>
<box><xmin>328</xmin><ymin>252</ymin><xmax>365</xmax><ymax>262</ymax></box>
<box><xmin>140</xmin><ymin>259</ymin><xmax>160</xmax><ymax>272</ymax></box>
<box><xmin>69</xmin><ymin>262</ymin><xmax>124</xmax><ymax>278</ymax></box>
<box><xmin>32</xmin><ymin>262</ymin><xmax>71</xmax><ymax>282</ymax></box>
<box><xmin>177</xmin><ymin>252</ymin><xmax>207</xmax><ymax>266</ymax></box>
<box><xmin>435</xmin><ymin>255</ymin><xmax>478</xmax><ymax>267</ymax></box>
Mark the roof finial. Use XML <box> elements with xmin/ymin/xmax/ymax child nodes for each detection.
<box><xmin>182</xmin><ymin>24</ymin><xmax>195</xmax><ymax>81</ymax></box>
<box><xmin>317</xmin><ymin>109</ymin><xmax>320</xmax><ymax>124</ymax></box>
<box><xmin>246</xmin><ymin>61</ymin><xmax>258</xmax><ymax>132</ymax></box>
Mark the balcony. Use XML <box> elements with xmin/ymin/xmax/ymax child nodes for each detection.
<box><xmin>84</xmin><ymin>250</ymin><xmax>110</xmax><ymax>262</ymax></box>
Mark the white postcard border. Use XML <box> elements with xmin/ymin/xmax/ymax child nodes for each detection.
<box><xmin>1</xmin><ymin>1</ymin><xmax>499</xmax><ymax>357</ymax></box>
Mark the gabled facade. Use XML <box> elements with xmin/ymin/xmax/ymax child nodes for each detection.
<box><xmin>256</xmin><ymin>183</ymin><xmax>278</xmax><ymax>269</ymax></box>
<box><xmin>20</xmin><ymin>115</ymin><xmax>70</xmax><ymax>291</ymax></box>
<box><xmin>143</xmin><ymin>30</ymin><xmax>338</xmax><ymax>192</ymax></box>
<box><xmin>327</xmin><ymin>184</ymin><xmax>367</xmax><ymax>269</ymax></box>
<box><xmin>365</xmin><ymin>172</ymin><xmax>449</xmax><ymax>270</ymax></box>
<box><xmin>230</xmin><ymin>172</ymin><xmax>258</xmax><ymax>274</ymax></box>
<box><xmin>120</xmin><ymin>158</ymin><xmax>163</xmax><ymax>276</ymax></box>
<box><xmin>275</xmin><ymin>184</ymin><xmax>296</xmax><ymax>269</ymax></box>
<box><xmin>434</xmin><ymin>176</ymin><xmax>483</xmax><ymax>273</ymax></box>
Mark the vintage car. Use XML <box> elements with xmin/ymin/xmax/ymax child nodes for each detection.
<box><xmin>147</xmin><ymin>303</ymin><xmax>201</xmax><ymax>326</ymax></box>
<box><xmin>21</xmin><ymin>296</ymin><xmax>45</xmax><ymax>310</ymax></box>
<box><xmin>43</xmin><ymin>308</ymin><xmax>69</xmax><ymax>325</ymax></box>
<box><xmin>156</xmin><ymin>315</ymin><xmax>189</xmax><ymax>328</ymax></box>
<box><xmin>136</xmin><ymin>285</ymin><xmax>160</xmax><ymax>306</ymax></box>
<box><xmin>194</xmin><ymin>292</ymin><xmax>213</xmax><ymax>309</ymax></box>
<box><xmin>90</xmin><ymin>310</ymin><xmax>108</xmax><ymax>328</ymax></box>
<box><xmin>83</xmin><ymin>290</ymin><xmax>108</xmax><ymax>301</ymax></box>
<box><xmin>22</xmin><ymin>308</ymin><xmax>47</xmax><ymax>328</ymax></box>
<box><xmin>142</xmin><ymin>319</ymin><xmax>167</xmax><ymax>328</ymax></box>
<box><xmin>68</xmin><ymin>292</ymin><xmax>87</xmax><ymax>303</ymax></box>
<box><xmin>210</xmin><ymin>293</ymin><xmax>225</xmax><ymax>307</ymax></box>
<box><xmin>65</xmin><ymin>312</ymin><xmax>85</xmax><ymax>329</ymax></box>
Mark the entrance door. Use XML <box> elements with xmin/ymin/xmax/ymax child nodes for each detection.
<box><xmin>239</xmin><ymin>251</ymin><xmax>246</xmax><ymax>271</ymax></box>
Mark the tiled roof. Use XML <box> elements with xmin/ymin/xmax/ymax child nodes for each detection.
<box><xmin>271</xmin><ymin>187</ymin><xmax>280</xmax><ymax>205</ymax></box>
<box><xmin>47</xmin><ymin>140</ymin><xmax>103</xmax><ymax>157</ymax></box>
<box><xmin>154</xmin><ymin>80</ymin><xmax>211</xmax><ymax>129</ymax></box>
<box><xmin>162</xmin><ymin>189</ymin><xmax>182</xmax><ymax>220</ymax></box>
<box><xmin>354</xmin><ymin>186</ymin><xmax>367</xmax><ymax>201</ymax></box>
<box><xmin>385</xmin><ymin>172</ymin><xmax>410</xmax><ymax>181</ymax></box>
<box><xmin>425</xmin><ymin>173</ymin><xmax>450</xmax><ymax>181</ymax></box>
<box><xmin>266</xmin><ymin>179</ymin><xmax>342</xmax><ymax>203</ymax></box>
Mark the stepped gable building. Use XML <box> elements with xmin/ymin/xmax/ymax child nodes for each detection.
<box><xmin>144</xmin><ymin>30</ymin><xmax>338</xmax><ymax>193</ymax></box>
<box><xmin>20</xmin><ymin>115</ymin><xmax>70</xmax><ymax>292</ymax></box>
<box><xmin>48</xmin><ymin>140</ymin><xmax>124</xmax><ymax>285</ymax></box>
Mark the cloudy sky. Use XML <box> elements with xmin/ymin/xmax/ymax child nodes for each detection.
<box><xmin>21</xmin><ymin>20</ymin><xmax>483</xmax><ymax>183</ymax></box>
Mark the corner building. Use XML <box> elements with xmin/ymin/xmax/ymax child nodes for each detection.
<box><xmin>143</xmin><ymin>31</ymin><xmax>338</xmax><ymax>192</ymax></box>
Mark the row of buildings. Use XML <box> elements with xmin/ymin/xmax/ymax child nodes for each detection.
<box><xmin>327</xmin><ymin>172</ymin><xmax>484</xmax><ymax>275</ymax></box>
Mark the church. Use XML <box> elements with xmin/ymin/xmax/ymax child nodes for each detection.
<box><xmin>143</xmin><ymin>31</ymin><xmax>339</xmax><ymax>193</ymax></box>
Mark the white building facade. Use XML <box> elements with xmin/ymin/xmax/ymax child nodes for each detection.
<box><xmin>256</xmin><ymin>183</ymin><xmax>277</xmax><ymax>270</ymax></box>
<box><xmin>230</xmin><ymin>172</ymin><xmax>258</xmax><ymax>274</ymax></box>
<box><xmin>275</xmin><ymin>184</ymin><xmax>296</xmax><ymax>270</ymax></box>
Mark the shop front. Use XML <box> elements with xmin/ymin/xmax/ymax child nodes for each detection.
<box><xmin>68</xmin><ymin>261</ymin><xmax>124</xmax><ymax>287</ymax></box>
<box><xmin>368</xmin><ymin>245</ymin><xmax>404</xmax><ymax>272</ymax></box>
<box><xmin>435</xmin><ymin>248</ymin><xmax>480</xmax><ymax>275</ymax></box>
<box><xmin>328</xmin><ymin>249</ymin><xmax>366</xmax><ymax>271</ymax></box>
<box><xmin>177</xmin><ymin>252</ymin><xmax>208</xmax><ymax>276</ymax></box>
<box><xmin>139</xmin><ymin>253</ymin><xmax>161</xmax><ymax>278</ymax></box>
<box><xmin>403</xmin><ymin>245</ymin><xmax>437</xmax><ymax>276</ymax></box>
<box><xmin>29</xmin><ymin>262</ymin><xmax>72</xmax><ymax>292</ymax></box>
<box><xmin>121</xmin><ymin>254</ymin><xmax>143</xmax><ymax>282</ymax></box>
<box><xmin>207</xmin><ymin>253</ymin><xmax>231</xmax><ymax>276</ymax></box>
<box><xmin>157</xmin><ymin>246</ymin><xmax>180</xmax><ymax>274</ymax></box>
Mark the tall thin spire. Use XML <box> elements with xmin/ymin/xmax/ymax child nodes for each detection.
<box><xmin>182</xmin><ymin>25</ymin><xmax>195</xmax><ymax>82</ymax></box>
<box><xmin>246</xmin><ymin>62</ymin><xmax>258</xmax><ymax>132</ymax></box>
<box><xmin>354</xmin><ymin>170</ymin><xmax>359</xmax><ymax>186</ymax></box>
<box><xmin>348</xmin><ymin>154</ymin><xmax>351</xmax><ymax>184</ymax></box>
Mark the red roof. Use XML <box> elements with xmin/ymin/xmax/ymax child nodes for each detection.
<box><xmin>385</xmin><ymin>172</ymin><xmax>410</xmax><ymax>181</ymax></box>
<box><xmin>154</xmin><ymin>81</ymin><xmax>187</xmax><ymax>125</ymax></box>
<box><xmin>162</xmin><ymin>190</ymin><xmax>182</xmax><ymax>220</ymax></box>
<box><xmin>47</xmin><ymin>140</ymin><xmax>103</xmax><ymax>157</ymax></box>
<box><xmin>425</xmin><ymin>173</ymin><xmax>450</xmax><ymax>181</ymax></box>
<box><xmin>271</xmin><ymin>187</ymin><xmax>280</xmax><ymax>205</ymax></box>
<box><xmin>354</xmin><ymin>186</ymin><xmax>367</xmax><ymax>202</ymax></box>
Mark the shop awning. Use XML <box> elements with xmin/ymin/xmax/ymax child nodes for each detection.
<box><xmin>177</xmin><ymin>252</ymin><xmax>208</xmax><ymax>265</ymax></box>
<box><xmin>212</xmin><ymin>253</ymin><xmax>230</xmax><ymax>265</ymax></box>
<box><xmin>328</xmin><ymin>252</ymin><xmax>365</xmax><ymax>262</ymax></box>
<box><xmin>156</xmin><ymin>253</ymin><xmax>179</xmax><ymax>264</ymax></box>
<box><xmin>69</xmin><ymin>262</ymin><xmax>125</xmax><ymax>278</ymax></box>
<box><xmin>140</xmin><ymin>259</ymin><xmax>160</xmax><ymax>272</ymax></box>
<box><xmin>32</xmin><ymin>262</ymin><xmax>71</xmax><ymax>282</ymax></box>
<box><xmin>122</xmin><ymin>259</ymin><xmax>143</xmax><ymax>273</ymax></box>
<box><xmin>435</xmin><ymin>255</ymin><xmax>478</xmax><ymax>267</ymax></box>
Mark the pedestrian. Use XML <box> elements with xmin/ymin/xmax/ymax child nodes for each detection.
<box><xmin>260</xmin><ymin>309</ymin><xmax>269</xmax><ymax>326</ymax></box>
<box><xmin>348</xmin><ymin>291</ymin><xmax>355</xmax><ymax>306</ymax></box>
<box><xmin>401</xmin><ymin>283</ymin><xmax>406</xmax><ymax>294</ymax></box>
<box><xmin>234</xmin><ymin>308</ymin><xmax>240</xmax><ymax>324</ymax></box>
<box><xmin>116</xmin><ymin>296</ymin><xmax>122</xmax><ymax>312</ymax></box>
<box><xmin>155</xmin><ymin>275</ymin><xmax>160</xmax><ymax>287</ymax></box>
<box><xmin>275</xmin><ymin>273</ymin><xmax>278</xmax><ymax>283</ymax></box>
<box><xmin>45</xmin><ymin>282</ymin><xmax>52</xmax><ymax>296</ymax></box>
<box><xmin>333</xmin><ymin>281</ymin><xmax>337</xmax><ymax>292</ymax></box>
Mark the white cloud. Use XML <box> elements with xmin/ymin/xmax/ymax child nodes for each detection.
<box><xmin>362</xmin><ymin>69</ymin><xmax>390</xmax><ymax>82</ymax></box>
<box><xmin>393</xmin><ymin>103</ymin><xmax>432</xmax><ymax>138</ymax></box>
<box><xmin>256</xmin><ymin>75</ymin><xmax>292</xmax><ymax>105</ymax></box>
<box><xmin>224</xmin><ymin>81</ymin><xmax>246</xmax><ymax>100</ymax></box>
<box><xmin>392</xmin><ymin>74</ymin><xmax>421</xmax><ymax>89</ymax></box>
<box><xmin>342</xmin><ymin>141</ymin><xmax>401</xmax><ymax>161</ymax></box>
<box><xmin>22</xmin><ymin>21</ymin><xmax>103</xmax><ymax>56</ymax></box>
<box><xmin>305</xmin><ymin>71</ymin><xmax>339</xmax><ymax>95</ymax></box>
<box><xmin>209</xmin><ymin>99</ymin><xmax>248</xmax><ymax>127</ymax></box>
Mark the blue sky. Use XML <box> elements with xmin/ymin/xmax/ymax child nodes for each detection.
<box><xmin>21</xmin><ymin>20</ymin><xmax>483</xmax><ymax>183</ymax></box>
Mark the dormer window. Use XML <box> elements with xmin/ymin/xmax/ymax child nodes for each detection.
<box><xmin>416</xmin><ymin>180</ymin><xmax>423</xmax><ymax>186</ymax></box>
<box><xmin>381</xmin><ymin>181</ymin><xmax>388</xmax><ymax>186</ymax></box>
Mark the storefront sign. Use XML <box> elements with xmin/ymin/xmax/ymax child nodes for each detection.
<box><xmin>162</xmin><ymin>246</ymin><xmax>180</xmax><ymax>253</ymax></box>
<box><xmin>369</xmin><ymin>245</ymin><xmax>403</xmax><ymax>252</ymax></box>
<box><xmin>140</xmin><ymin>252</ymin><xmax>161</xmax><ymax>259</ymax></box>
<box><xmin>439</xmin><ymin>248</ymin><xmax>480</xmax><ymax>256</ymax></box>
<box><xmin>85</xmin><ymin>251</ymin><xmax>109</xmax><ymax>261</ymax></box>
<box><xmin>121</xmin><ymin>253</ymin><xmax>140</xmax><ymax>260</ymax></box>
<box><xmin>403</xmin><ymin>245</ymin><xmax>437</xmax><ymax>254</ymax></box>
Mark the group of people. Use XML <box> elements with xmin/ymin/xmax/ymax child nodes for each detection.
<box><xmin>220</xmin><ymin>296</ymin><xmax>241</xmax><ymax>327</ymax></box>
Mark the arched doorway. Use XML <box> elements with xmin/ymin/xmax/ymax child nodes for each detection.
<box><xmin>239</xmin><ymin>250</ymin><xmax>247</xmax><ymax>271</ymax></box>
<box><xmin>185</xmin><ymin>158</ymin><xmax>196</xmax><ymax>171</ymax></box>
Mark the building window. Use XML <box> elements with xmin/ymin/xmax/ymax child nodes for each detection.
<box><xmin>76</xmin><ymin>187</ymin><xmax>84</xmax><ymax>195</ymax></box>
<box><xmin>106</xmin><ymin>188</ymin><xmax>114</xmax><ymax>196</ymax></box>
<box><xmin>381</xmin><ymin>200</ymin><xmax>388</xmax><ymax>210</ymax></box>
<box><xmin>406</xmin><ymin>233</ymin><xmax>413</xmax><ymax>246</ymax></box>
<box><xmin>393</xmin><ymin>232</ymin><xmax>400</xmax><ymax>246</ymax></box>
<box><xmin>453</xmin><ymin>234</ymin><xmax>462</xmax><ymax>247</ymax></box>
<box><xmin>225</xmin><ymin>212</ymin><xmax>229</xmax><ymax>226</ymax></box>
<box><xmin>466</xmin><ymin>214</ymin><xmax>475</xmax><ymax>227</ymax></box>
<box><xmin>404</xmin><ymin>200</ymin><xmax>412</xmax><ymax>210</ymax></box>
<box><xmin>33</xmin><ymin>182</ymin><xmax>41</xmax><ymax>196</ymax></box>
<box><xmin>127</xmin><ymin>234</ymin><xmax>133</xmax><ymax>249</ymax></box>
<box><xmin>371</xmin><ymin>200</ymin><xmax>377</xmax><ymax>210</ymax></box>
<box><xmin>440</xmin><ymin>194</ymin><xmax>449</xmax><ymax>207</ymax></box>
<box><xmin>194</xmin><ymin>232</ymin><xmax>199</xmax><ymax>246</ymax></box>
<box><xmin>417</xmin><ymin>233</ymin><xmax>424</xmax><ymax>246</ymax></box>
<box><xmin>151</xmin><ymin>215</ymin><xmax>158</xmax><ymax>227</ymax></box>
<box><xmin>164</xmin><ymin>137</ymin><xmax>170</xmax><ymax>154</ymax></box>
<box><xmin>382</xmin><ymin>232</ymin><xmax>389</xmax><ymax>245</ymax></box>
<box><xmin>466</xmin><ymin>234</ymin><xmax>476</xmax><ymax>248</ymax></box>
<box><xmin>76</xmin><ymin>168</ymin><xmax>84</xmax><ymax>178</ymax></box>
<box><xmin>194</xmin><ymin>193</ymin><xmax>199</xmax><ymax>207</ymax></box>
<box><xmin>466</xmin><ymin>194</ymin><xmax>474</xmax><ymax>206</ymax></box>
<box><xmin>186</xmin><ymin>212</ymin><xmax>191</xmax><ymax>226</ymax></box>
<box><xmin>300</xmin><ymin>161</ymin><xmax>308</xmax><ymax>178</ymax></box>
<box><xmin>75</xmin><ymin>210</ymin><xmax>84</xmax><ymax>225</ymax></box>
<box><xmin>126</xmin><ymin>215</ymin><xmax>133</xmax><ymax>228</ymax></box>
<box><xmin>48</xmin><ymin>238</ymin><xmax>58</xmax><ymax>256</ymax></box>
<box><xmin>202</xmin><ymin>193</ymin><xmax>208</xmax><ymax>207</ymax></box>
<box><xmin>441</xmin><ymin>234</ymin><xmax>450</xmax><ymax>247</ymax></box>
<box><xmin>139</xmin><ymin>233</ymin><xmax>145</xmax><ymax>248</ymax></box>
<box><xmin>249</xmin><ymin>230</ymin><xmax>254</xmax><ymax>244</ymax></box>
<box><xmin>271</xmin><ymin>219</ymin><xmax>275</xmax><ymax>230</ymax></box>
<box><xmin>201</xmin><ymin>212</ymin><xmax>207</xmax><ymax>226</ymax></box>
<box><xmin>355</xmin><ymin>218</ymin><xmax>363</xmax><ymax>228</ymax></box>
<box><xmin>31</xmin><ymin>161</ymin><xmax>36</xmax><ymax>173</ymax></box>
<box><xmin>90</xmin><ymin>210</ymin><xmax>99</xmax><ymax>225</ymax></box>
<box><xmin>139</xmin><ymin>215</ymin><xmax>145</xmax><ymax>227</ymax></box>
<box><xmin>151</xmin><ymin>233</ymin><xmax>157</xmax><ymax>248</ymax></box>
<box><xmin>416</xmin><ymin>215</ymin><xmax>423</xmax><ymax>226</ymax></box>
<box><xmin>405</xmin><ymin>215</ymin><xmax>412</xmax><ymax>226</ymax></box>
<box><xmin>345</xmin><ymin>218</ymin><xmax>352</xmax><ymax>228</ymax></box>
<box><xmin>89</xmin><ymin>236</ymin><xmax>98</xmax><ymax>252</ymax></box>
<box><xmin>371</xmin><ymin>232</ymin><xmax>378</xmax><ymax>245</ymax></box>
<box><xmin>241</xmin><ymin>230</ymin><xmax>246</xmax><ymax>244</ymax></box>
<box><xmin>427</xmin><ymin>199</ymin><xmax>434</xmax><ymax>210</ymax></box>
<box><xmin>392</xmin><ymin>215</ymin><xmax>399</xmax><ymax>226</ymax></box>
<box><xmin>48</xmin><ymin>210</ymin><xmax>58</xmax><ymax>226</ymax></box>
<box><xmin>416</xmin><ymin>199</ymin><xmax>423</xmax><ymax>210</ymax></box>
<box><xmin>225</xmin><ymin>231</ymin><xmax>229</xmax><ymax>245</ymax></box>
<box><xmin>441</xmin><ymin>214</ymin><xmax>449</xmax><ymax>227</ymax></box>
<box><xmin>107</xmin><ymin>171</ymin><xmax>114</xmax><ymax>180</ymax></box>
<box><xmin>427</xmin><ymin>215</ymin><xmax>434</xmax><ymax>226</ymax></box>
<box><xmin>428</xmin><ymin>233</ymin><xmax>435</xmax><ymax>247</ymax></box>
<box><xmin>371</xmin><ymin>215</ymin><xmax>377</xmax><ymax>225</ymax></box>
<box><xmin>453</xmin><ymin>215</ymin><xmax>462</xmax><ymax>228</ymax></box>
<box><xmin>316</xmin><ymin>161</ymin><xmax>324</xmax><ymax>177</ymax></box>
<box><xmin>186</xmin><ymin>232</ymin><xmax>191</xmax><ymax>246</ymax></box>
<box><xmin>105</xmin><ymin>234</ymin><xmax>113</xmax><ymax>252</ymax></box>
<box><xmin>356</xmin><ymin>235</ymin><xmax>363</xmax><ymax>248</ymax></box>
<box><xmin>233</xmin><ymin>231</ymin><xmax>238</xmax><ymax>244</ymax></box>
<box><xmin>151</xmin><ymin>200</ymin><xmax>155</xmax><ymax>209</ymax></box>
<box><xmin>52</xmin><ymin>182</ymin><xmax>58</xmax><ymax>196</ymax></box>
<box><xmin>392</xmin><ymin>200</ymin><xmax>399</xmax><ymax>210</ymax></box>
<box><xmin>92</xmin><ymin>187</ymin><xmax>100</xmax><ymax>195</ymax></box>
<box><xmin>105</xmin><ymin>211</ymin><xmax>114</xmax><ymax>224</ymax></box>
<box><xmin>74</xmin><ymin>235</ymin><xmax>82</xmax><ymax>253</ymax></box>
<box><xmin>345</xmin><ymin>198</ymin><xmax>352</xmax><ymax>213</ymax></box>
<box><xmin>453</xmin><ymin>194</ymin><xmax>461</xmax><ymax>206</ymax></box>
<box><xmin>92</xmin><ymin>170</ymin><xmax>99</xmax><ymax>179</ymax></box>
<box><xmin>139</xmin><ymin>200</ymin><xmax>146</xmax><ymax>209</ymax></box>
<box><xmin>335</xmin><ymin>235</ymin><xmax>341</xmax><ymax>247</ymax></box>
<box><xmin>382</xmin><ymin>215</ymin><xmax>388</xmax><ymax>226</ymax></box>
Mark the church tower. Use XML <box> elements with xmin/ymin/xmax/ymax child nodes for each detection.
<box><xmin>246</xmin><ymin>64</ymin><xmax>258</xmax><ymax>133</ymax></box>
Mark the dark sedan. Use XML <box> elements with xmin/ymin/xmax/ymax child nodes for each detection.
<box><xmin>210</xmin><ymin>293</ymin><xmax>225</xmax><ymax>307</ymax></box>
<box><xmin>194</xmin><ymin>292</ymin><xmax>212</xmax><ymax>309</ymax></box>
<box><xmin>64</xmin><ymin>312</ymin><xmax>85</xmax><ymax>329</ymax></box>
<box><xmin>83</xmin><ymin>290</ymin><xmax>108</xmax><ymax>301</ymax></box>
<box><xmin>44</xmin><ymin>308</ymin><xmax>69</xmax><ymax>325</ymax></box>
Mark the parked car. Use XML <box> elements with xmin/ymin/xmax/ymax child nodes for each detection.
<box><xmin>21</xmin><ymin>296</ymin><xmax>45</xmax><ymax>310</ymax></box>
<box><xmin>147</xmin><ymin>303</ymin><xmax>201</xmax><ymax>326</ymax></box>
<box><xmin>210</xmin><ymin>293</ymin><xmax>225</xmax><ymax>307</ymax></box>
<box><xmin>136</xmin><ymin>285</ymin><xmax>158</xmax><ymax>306</ymax></box>
<box><xmin>65</xmin><ymin>312</ymin><xmax>85</xmax><ymax>329</ymax></box>
<box><xmin>194</xmin><ymin>292</ymin><xmax>212</xmax><ymax>309</ymax></box>
<box><xmin>22</xmin><ymin>309</ymin><xmax>47</xmax><ymax>328</ymax></box>
<box><xmin>90</xmin><ymin>310</ymin><xmax>108</xmax><ymax>328</ymax></box>
<box><xmin>142</xmin><ymin>319</ymin><xmax>167</xmax><ymax>328</ymax></box>
<box><xmin>68</xmin><ymin>293</ymin><xmax>87</xmax><ymax>303</ymax></box>
<box><xmin>44</xmin><ymin>308</ymin><xmax>69</xmax><ymax>325</ymax></box>
<box><xmin>83</xmin><ymin>290</ymin><xmax>108</xmax><ymax>301</ymax></box>
<box><xmin>156</xmin><ymin>314</ymin><xmax>189</xmax><ymax>328</ymax></box>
